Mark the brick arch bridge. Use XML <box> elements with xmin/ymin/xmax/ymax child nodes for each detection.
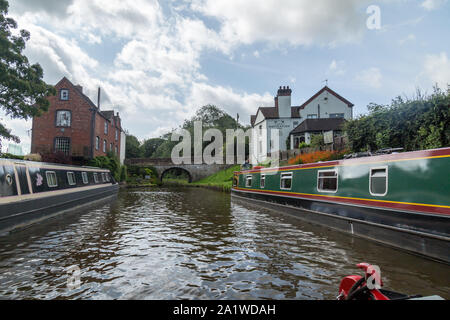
<box><xmin>125</xmin><ymin>158</ymin><xmax>233</xmax><ymax>182</ymax></box>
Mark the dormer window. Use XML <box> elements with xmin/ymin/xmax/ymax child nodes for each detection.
<box><xmin>60</xmin><ymin>89</ymin><xmax>69</xmax><ymax>101</ymax></box>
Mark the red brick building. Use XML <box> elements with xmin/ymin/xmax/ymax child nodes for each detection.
<box><xmin>31</xmin><ymin>77</ymin><xmax>125</xmax><ymax>163</ymax></box>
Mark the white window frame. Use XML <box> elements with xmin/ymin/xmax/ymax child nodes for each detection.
<box><xmin>81</xmin><ymin>172</ymin><xmax>89</xmax><ymax>184</ymax></box>
<box><xmin>245</xmin><ymin>175</ymin><xmax>252</xmax><ymax>188</ymax></box>
<box><xmin>60</xmin><ymin>89</ymin><xmax>69</xmax><ymax>101</ymax></box>
<box><xmin>103</xmin><ymin>140</ymin><xmax>106</xmax><ymax>153</ymax></box>
<box><xmin>260</xmin><ymin>174</ymin><xmax>266</xmax><ymax>189</ymax></box>
<box><xmin>106</xmin><ymin>173</ymin><xmax>111</xmax><ymax>182</ymax></box>
<box><xmin>93</xmin><ymin>173</ymin><xmax>99</xmax><ymax>183</ymax></box>
<box><xmin>101</xmin><ymin>173</ymin><xmax>106</xmax><ymax>182</ymax></box>
<box><xmin>317</xmin><ymin>169</ymin><xmax>338</xmax><ymax>193</ymax></box>
<box><xmin>280</xmin><ymin>172</ymin><xmax>293</xmax><ymax>190</ymax></box>
<box><xmin>67</xmin><ymin>172</ymin><xmax>76</xmax><ymax>186</ymax></box>
<box><xmin>104</xmin><ymin>122</ymin><xmax>108</xmax><ymax>134</ymax></box>
<box><xmin>369</xmin><ymin>166</ymin><xmax>388</xmax><ymax>197</ymax></box>
<box><xmin>46</xmin><ymin>171</ymin><xmax>58</xmax><ymax>188</ymax></box>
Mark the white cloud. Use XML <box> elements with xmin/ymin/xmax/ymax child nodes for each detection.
<box><xmin>328</xmin><ymin>60</ymin><xmax>346</xmax><ymax>76</ymax></box>
<box><xmin>424</xmin><ymin>52</ymin><xmax>450</xmax><ymax>87</ymax></box>
<box><xmin>421</xmin><ymin>0</ymin><xmax>448</xmax><ymax>10</ymax></box>
<box><xmin>355</xmin><ymin>67</ymin><xmax>383</xmax><ymax>88</ymax></box>
<box><xmin>191</xmin><ymin>0</ymin><xmax>369</xmax><ymax>47</ymax></box>
<box><xmin>188</xmin><ymin>83</ymin><xmax>274</xmax><ymax>124</ymax></box>
<box><xmin>398</xmin><ymin>33</ymin><xmax>416</xmax><ymax>45</ymax></box>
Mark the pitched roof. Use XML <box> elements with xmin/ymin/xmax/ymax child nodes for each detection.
<box><xmin>57</xmin><ymin>76</ymin><xmax>98</xmax><ymax>109</ymax></box>
<box><xmin>290</xmin><ymin>118</ymin><xmax>346</xmax><ymax>134</ymax></box>
<box><xmin>259</xmin><ymin>107</ymin><xmax>279</xmax><ymax>119</ymax></box>
<box><xmin>298</xmin><ymin>86</ymin><xmax>354</xmax><ymax>109</ymax></box>
<box><xmin>101</xmin><ymin>110</ymin><xmax>115</xmax><ymax>120</ymax></box>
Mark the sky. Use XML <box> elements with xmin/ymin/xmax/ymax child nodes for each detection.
<box><xmin>1</xmin><ymin>0</ymin><xmax>449</xmax><ymax>154</ymax></box>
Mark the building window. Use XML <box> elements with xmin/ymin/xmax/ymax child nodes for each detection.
<box><xmin>259</xmin><ymin>125</ymin><xmax>263</xmax><ymax>135</ymax></box>
<box><xmin>103</xmin><ymin>140</ymin><xmax>106</xmax><ymax>153</ymax></box>
<box><xmin>307</xmin><ymin>114</ymin><xmax>318</xmax><ymax>119</ymax></box>
<box><xmin>115</xmin><ymin>129</ymin><xmax>118</xmax><ymax>141</ymax></box>
<box><xmin>81</xmin><ymin>172</ymin><xmax>89</xmax><ymax>184</ymax></box>
<box><xmin>60</xmin><ymin>89</ymin><xmax>69</xmax><ymax>101</ymax></box>
<box><xmin>104</xmin><ymin>122</ymin><xmax>108</xmax><ymax>134</ymax></box>
<box><xmin>370</xmin><ymin>167</ymin><xmax>388</xmax><ymax>196</ymax></box>
<box><xmin>245</xmin><ymin>175</ymin><xmax>252</xmax><ymax>187</ymax></box>
<box><xmin>55</xmin><ymin>137</ymin><xmax>70</xmax><ymax>155</ymax></box>
<box><xmin>317</xmin><ymin>170</ymin><xmax>338</xmax><ymax>193</ymax></box>
<box><xmin>56</xmin><ymin>110</ymin><xmax>71</xmax><ymax>127</ymax></box>
<box><xmin>93</xmin><ymin>173</ymin><xmax>99</xmax><ymax>183</ymax></box>
<box><xmin>96</xmin><ymin>137</ymin><xmax>100</xmax><ymax>150</ymax></box>
<box><xmin>280</xmin><ymin>172</ymin><xmax>292</xmax><ymax>190</ymax></box>
<box><xmin>67</xmin><ymin>172</ymin><xmax>76</xmax><ymax>186</ymax></box>
<box><xmin>46</xmin><ymin>171</ymin><xmax>58</xmax><ymax>188</ymax></box>
<box><xmin>330</xmin><ymin>113</ymin><xmax>345</xmax><ymax>119</ymax></box>
<box><xmin>115</xmin><ymin>146</ymin><xmax>118</xmax><ymax>154</ymax></box>
<box><xmin>260</xmin><ymin>174</ymin><xmax>265</xmax><ymax>188</ymax></box>
<box><xmin>110</xmin><ymin>143</ymin><xmax>113</xmax><ymax>152</ymax></box>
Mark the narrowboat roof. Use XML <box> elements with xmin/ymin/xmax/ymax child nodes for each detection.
<box><xmin>236</xmin><ymin>147</ymin><xmax>450</xmax><ymax>174</ymax></box>
<box><xmin>0</xmin><ymin>158</ymin><xmax>108</xmax><ymax>171</ymax></box>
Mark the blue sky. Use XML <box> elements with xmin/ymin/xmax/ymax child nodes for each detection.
<box><xmin>1</xmin><ymin>0</ymin><xmax>449</xmax><ymax>154</ymax></box>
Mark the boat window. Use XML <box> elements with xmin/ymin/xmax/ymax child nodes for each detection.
<box><xmin>245</xmin><ymin>175</ymin><xmax>252</xmax><ymax>187</ymax></box>
<box><xmin>317</xmin><ymin>170</ymin><xmax>338</xmax><ymax>193</ymax></box>
<box><xmin>106</xmin><ymin>173</ymin><xmax>110</xmax><ymax>182</ymax></box>
<box><xmin>280</xmin><ymin>172</ymin><xmax>292</xmax><ymax>190</ymax></box>
<box><xmin>93</xmin><ymin>173</ymin><xmax>99</xmax><ymax>183</ymax></box>
<box><xmin>5</xmin><ymin>174</ymin><xmax>13</xmax><ymax>186</ymax></box>
<box><xmin>46</xmin><ymin>171</ymin><xmax>58</xmax><ymax>188</ymax></box>
<box><xmin>67</xmin><ymin>172</ymin><xmax>76</xmax><ymax>186</ymax></box>
<box><xmin>370</xmin><ymin>167</ymin><xmax>388</xmax><ymax>196</ymax></box>
<box><xmin>81</xmin><ymin>172</ymin><xmax>89</xmax><ymax>184</ymax></box>
<box><xmin>101</xmin><ymin>173</ymin><xmax>106</xmax><ymax>182</ymax></box>
<box><xmin>260</xmin><ymin>174</ymin><xmax>266</xmax><ymax>188</ymax></box>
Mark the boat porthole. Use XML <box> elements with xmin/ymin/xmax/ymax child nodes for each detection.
<box><xmin>6</xmin><ymin>174</ymin><xmax>13</xmax><ymax>186</ymax></box>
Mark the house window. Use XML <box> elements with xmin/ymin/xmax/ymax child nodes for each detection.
<box><xmin>280</xmin><ymin>172</ymin><xmax>292</xmax><ymax>190</ymax></box>
<box><xmin>260</xmin><ymin>174</ymin><xmax>266</xmax><ymax>188</ymax></box>
<box><xmin>104</xmin><ymin>122</ymin><xmax>108</xmax><ymax>134</ymax></box>
<box><xmin>55</xmin><ymin>137</ymin><xmax>70</xmax><ymax>155</ymax></box>
<box><xmin>115</xmin><ymin>146</ymin><xmax>118</xmax><ymax>154</ymax></box>
<box><xmin>245</xmin><ymin>175</ymin><xmax>252</xmax><ymax>187</ymax></box>
<box><xmin>60</xmin><ymin>89</ymin><xmax>69</xmax><ymax>101</ymax></box>
<box><xmin>56</xmin><ymin>110</ymin><xmax>71</xmax><ymax>127</ymax></box>
<box><xmin>110</xmin><ymin>143</ymin><xmax>113</xmax><ymax>152</ymax></box>
<box><xmin>317</xmin><ymin>170</ymin><xmax>338</xmax><ymax>193</ymax></box>
<box><xmin>103</xmin><ymin>140</ymin><xmax>106</xmax><ymax>153</ymax></box>
<box><xmin>67</xmin><ymin>172</ymin><xmax>76</xmax><ymax>186</ymax></box>
<box><xmin>307</xmin><ymin>114</ymin><xmax>318</xmax><ymax>119</ymax></box>
<box><xmin>259</xmin><ymin>125</ymin><xmax>263</xmax><ymax>135</ymax></box>
<box><xmin>96</xmin><ymin>137</ymin><xmax>100</xmax><ymax>150</ymax></box>
<box><xmin>115</xmin><ymin>129</ymin><xmax>118</xmax><ymax>141</ymax></box>
<box><xmin>370</xmin><ymin>167</ymin><xmax>388</xmax><ymax>196</ymax></box>
<box><xmin>46</xmin><ymin>171</ymin><xmax>58</xmax><ymax>188</ymax></box>
<box><xmin>81</xmin><ymin>172</ymin><xmax>89</xmax><ymax>184</ymax></box>
<box><xmin>93</xmin><ymin>173</ymin><xmax>99</xmax><ymax>183</ymax></box>
<box><xmin>330</xmin><ymin>113</ymin><xmax>345</xmax><ymax>119</ymax></box>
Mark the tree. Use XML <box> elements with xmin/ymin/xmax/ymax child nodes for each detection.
<box><xmin>125</xmin><ymin>134</ymin><xmax>142</xmax><ymax>159</ymax></box>
<box><xmin>344</xmin><ymin>86</ymin><xmax>450</xmax><ymax>152</ymax></box>
<box><xmin>0</xmin><ymin>0</ymin><xmax>55</xmax><ymax>147</ymax></box>
<box><xmin>141</xmin><ymin>138</ymin><xmax>165</xmax><ymax>158</ymax></box>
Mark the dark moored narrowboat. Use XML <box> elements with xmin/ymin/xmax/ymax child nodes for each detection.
<box><xmin>0</xmin><ymin>159</ymin><xmax>119</xmax><ymax>234</ymax></box>
<box><xmin>231</xmin><ymin>148</ymin><xmax>450</xmax><ymax>263</ymax></box>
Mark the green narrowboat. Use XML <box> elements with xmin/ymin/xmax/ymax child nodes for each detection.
<box><xmin>231</xmin><ymin>147</ymin><xmax>450</xmax><ymax>263</ymax></box>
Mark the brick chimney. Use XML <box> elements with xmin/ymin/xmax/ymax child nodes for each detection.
<box><xmin>276</xmin><ymin>86</ymin><xmax>292</xmax><ymax>118</ymax></box>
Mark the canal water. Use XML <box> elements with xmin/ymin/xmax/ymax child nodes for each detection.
<box><xmin>0</xmin><ymin>187</ymin><xmax>448</xmax><ymax>300</ymax></box>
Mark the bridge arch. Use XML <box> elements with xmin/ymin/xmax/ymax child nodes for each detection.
<box><xmin>160</xmin><ymin>167</ymin><xmax>193</xmax><ymax>183</ymax></box>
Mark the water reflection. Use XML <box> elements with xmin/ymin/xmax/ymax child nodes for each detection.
<box><xmin>0</xmin><ymin>187</ymin><xmax>448</xmax><ymax>300</ymax></box>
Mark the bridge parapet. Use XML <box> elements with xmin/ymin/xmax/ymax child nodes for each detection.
<box><xmin>125</xmin><ymin>158</ymin><xmax>234</xmax><ymax>182</ymax></box>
